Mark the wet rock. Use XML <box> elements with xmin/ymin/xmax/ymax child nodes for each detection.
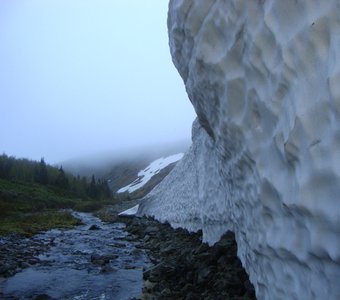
<box><xmin>0</xmin><ymin>263</ymin><xmax>12</xmax><ymax>276</ymax></box>
<box><xmin>145</xmin><ymin>234</ymin><xmax>151</xmax><ymax>240</ymax></box>
<box><xmin>184</xmin><ymin>291</ymin><xmax>197</xmax><ymax>300</ymax></box>
<box><xmin>32</xmin><ymin>293</ymin><xmax>55</xmax><ymax>300</ymax></box>
<box><xmin>160</xmin><ymin>287</ymin><xmax>171</xmax><ymax>296</ymax></box>
<box><xmin>197</xmin><ymin>266</ymin><xmax>215</xmax><ymax>284</ymax></box>
<box><xmin>19</xmin><ymin>261</ymin><xmax>30</xmax><ymax>268</ymax></box>
<box><xmin>109</xmin><ymin>243</ymin><xmax>126</xmax><ymax>249</ymax></box>
<box><xmin>144</xmin><ymin>225</ymin><xmax>159</xmax><ymax>235</ymax></box>
<box><xmin>88</xmin><ymin>224</ymin><xmax>101</xmax><ymax>230</ymax></box>
<box><xmin>90</xmin><ymin>253</ymin><xmax>118</xmax><ymax>265</ymax></box>
<box><xmin>120</xmin><ymin>216</ymin><xmax>257</xmax><ymax>299</ymax></box>
<box><xmin>143</xmin><ymin>279</ymin><xmax>156</xmax><ymax>293</ymax></box>
<box><xmin>29</xmin><ymin>258</ymin><xmax>39</xmax><ymax>265</ymax></box>
<box><xmin>100</xmin><ymin>264</ymin><xmax>117</xmax><ymax>273</ymax></box>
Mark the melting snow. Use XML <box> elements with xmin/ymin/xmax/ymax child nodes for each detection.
<box><xmin>118</xmin><ymin>205</ymin><xmax>139</xmax><ymax>216</ymax></box>
<box><xmin>117</xmin><ymin>153</ymin><xmax>184</xmax><ymax>193</ymax></box>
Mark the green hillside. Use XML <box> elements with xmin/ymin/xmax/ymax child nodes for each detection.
<box><xmin>0</xmin><ymin>154</ymin><xmax>114</xmax><ymax>236</ymax></box>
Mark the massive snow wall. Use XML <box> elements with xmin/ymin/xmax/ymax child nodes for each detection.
<box><xmin>138</xmin><ymin>1</ymin><xmax>340</xmax><ymax>299</ymax></box>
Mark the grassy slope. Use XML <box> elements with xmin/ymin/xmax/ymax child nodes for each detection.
<box><xmin>0</xmin><ymin>178</ymin><xmax>111</xmax><ymax>236</ymax></box>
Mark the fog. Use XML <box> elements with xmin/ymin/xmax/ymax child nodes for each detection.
<box><xmin>0</xmin><ymin>0</ymin><xmax>196</xmax><ymax>164</ymax></box>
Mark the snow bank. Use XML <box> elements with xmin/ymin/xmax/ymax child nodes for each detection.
<box><xmin>139</xmin><ymin>1</ymin><xmax>340</xmax><ymax>299</ymax></box>
<box><xmin>118</xmin><ymin>205</ymin><xmax>139</xmax><ymax>216</ymax></box>
<box><xmin>117</xmin><ymin>153</ymin><xmax>183</xmax><ymax>193</ymax></box>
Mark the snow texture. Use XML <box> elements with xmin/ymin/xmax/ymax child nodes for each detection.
<box><xmin>138</xmin><ymin>1</ymin><xmax>340</xmax><ymax>299</ymax></box>
<box><xmin>118</xmin><ymin>205</ymin><xmax>139</xmax><ymax>216</ymax></box>
<box><xmin>117</xmin><ymin>153</ymin><xmax>184</xmax><ymax>193</ymax></box>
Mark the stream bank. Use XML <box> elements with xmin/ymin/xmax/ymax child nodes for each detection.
<box><xmin>0</xmin><ymin>211</ymin><xmax>150</xmax><ymax>300</ymax></box>
<box><xmin>119</xmin><ymin>216</ymin><xmax>256</xmax><ymax>300</ymax></box>
<box><xmin>0</xmin><ymin>205</ymin><xmax>256</xmax><ymax>300</ymax></box>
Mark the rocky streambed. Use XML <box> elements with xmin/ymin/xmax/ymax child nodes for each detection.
<box><xmin>0</xmin><ymin>209</ymin><xmax>255</xmax><ymax>300</ymax></box>
<box><xmin>0</xmin><ymin>211</ymin><xmax>150</xmax><ymax>300</ymax></box>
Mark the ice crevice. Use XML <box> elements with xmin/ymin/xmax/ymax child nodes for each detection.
<box><xmin>138</xmin><ymin>1</ymin><xmax>340</xmax><ymax>299</ymax></box>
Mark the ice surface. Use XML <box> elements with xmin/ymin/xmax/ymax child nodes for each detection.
<box><xmin>117</xmin><ymin>153</ymin><xmax>183</xmax><ymax>193</ymax></box>
<box><xmin>139</xmin><ymin>1</ymin><xmax>340</xmax><ymax>299</ymax></box>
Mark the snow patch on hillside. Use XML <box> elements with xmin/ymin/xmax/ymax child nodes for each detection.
<box><xmin>119</xmin><ymin>205</ymin><xmax>139</xmax><ymax>216</ymax></box>
<box><xmin>117</xmin><ymin>153</ymin><xmax>184</xmax><ymax>193</ymax></box>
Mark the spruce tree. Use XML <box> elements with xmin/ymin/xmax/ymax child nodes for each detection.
<box><xmin>55</xmin><ymin>166</ymin><xmax>69</xmax><ymax>190</ymax></box>
<box><xmin>87</xmin><ymin>175</ymin><xmax>98</xmax><ymax>199</ymax></box>
<box><xmin>39</xmin><ymin>158</ymin><xmax>48</xmax><ymax>185</ymax></box>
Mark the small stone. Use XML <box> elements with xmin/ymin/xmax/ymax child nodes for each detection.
<box><xmin>20</xmin><ymin>262</ymin><xmax>30</xmax><ymax>268</ymax></box>
<box><xmin>161</xmin><ymin>288</ymin><xmax>171</xmax><ymax>296</ymax></box>
<box><xmin>32</xmin><ymin>293</ymin><xmax>54</xmax><ymax>300</ymax></box>
<box><xmin>197</xmin><ymin>266</ymin><xmax>215</xmax><ymax>284</ymax></box>
<box><xmin>90</xmin><ymin>253</ymin><xmax>118</xmax><ymax>265</ymax></box>
<box><xmin>182</xmin><ymin>283</ymin><xmax>193</xmax><ymax>293</ymax></box>
<box><xmin>100</xmin><ymin>265</ymin><xmax>117</xmax><ymax>273</ymax></box>
<box><xmin>88</xmin><ymin>224</ymin><xmax>101</xmax><ymax>230</ymax></box>
<box><xmin>109</xmin><ymin>243</ymin><xmax>126</xmax><ymax>249</ymax></box>
<box><xmin>185</xmin><ymin>292</ymin><xmax>197</xmax><ymax>300</ymax></box>
<box><xmin>144</xmin><ymin>225</ymin><xmax>159</xmax><ymax>235</ymax></box>
<box><xmin>143</xmin><ymin>235</ymin><xmax>151</xmax><ymax>242</ymax></box>
<box><xmin>29</xmin><ymin>258</ymin><xmax>39</xmax><ymax>265</ymax></box>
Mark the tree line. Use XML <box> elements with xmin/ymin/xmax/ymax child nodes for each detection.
<box><xmin>0</xmin><ymin>154</ymin><xmax>111</xmax><ymax>200</ymax></box>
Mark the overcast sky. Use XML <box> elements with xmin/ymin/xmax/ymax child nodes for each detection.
<box><xmin>0</xmin><ymin>0</ymin><xmax>195</xmax><ymax>164</ymax></box>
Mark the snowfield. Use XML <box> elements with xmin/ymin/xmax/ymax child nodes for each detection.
<box><xmin>118</xmin><ymin>204</ymin><xmax>139</xmax><ymax>216</ymax></box>
<box><xmin>117</xmin><ymin>153</ymin><xmax>184</xmax><ymax>194</ymax></box>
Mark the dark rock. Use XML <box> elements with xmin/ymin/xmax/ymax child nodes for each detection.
<box><xmin>144</xmin><ymin>225</ymin><xmax>159</xmax><ymax>235</ymax></box>
<box><xmin>0</xmin><ymin>264</ymin><xmax>11</xmax><ymax>275</ymax></box>
<box><xmin>160</xmin><ymin>244</ymin><xmax>176</xmax><ymax>255</ymax></box>
<box><xmin>185</xmin><ymin>291</ymin><xmax>196</xmax><ymax>300</ymax></box>
<box><xmin>197</xmin><ymin>266</ymin><xmax>215</xmax><ymax>284</ymax></box>
<box><xmin>181</xmin><ymin>283</ymin><xmax>193</xmax><ymax>293</ymax></box>
<box><xmin>143</xmin><ymin>234</ymin><xmax>151</xmax><ymax>242</ymax></box>
<box><xmin>245</xmin><ymin>279</ymin><xmax>256</xmax><ymax>293</ymax></box>
<box><xmin>29</xmin><ymin>258</ymin><xmax>39</xmax><ymax>265</ymax></box>
<box><xmin>88</xmin><ymin>224</ymin><xmax>101</xmax><ymax>230</ymax></box>
<box><xmin>32</xmin><ymin>294</ymin><xmax>54</xmax><ymax>300</ymax></box>
<box><xmin>19</xmin><ymin>261</ymin><xmax>30</xmax><ymax>268</ymax></box>
<box><xmin>90</xmin><ymin>253</ymin><xmax>118</xmax><ymax>265</ymax></box>
<box><xmin>120</xmin><ymin>216</ymin><xmax>256</xmax><ymax>300</ymax></box>
<box><xmin>100</xmin><ymin>264</ymin><xmax>117</xmax><ymax>273</ymax></box>
<box><xmin>109</xmin><ymin>243</ymin><xmax>126</xmax><ymax>249</ymax></box>
<box><xmin>160</xmin><ymin>287</ymin><xmax>171</xmax><ymax>296</ymax></box>
<box><xmin>195</xmin><ymin>242</ymin><xmax>209</xmax><ymax>254</ymax></box>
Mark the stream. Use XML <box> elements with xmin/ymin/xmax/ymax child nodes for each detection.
<box><xmin>0</xmin><ymin>212</ymin><xmax>150</xmax><ymax>300</ymax></box>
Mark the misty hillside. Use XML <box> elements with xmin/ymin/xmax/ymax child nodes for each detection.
<box><xmin>63</xmin><ymin>141</ymin><xmax>190</xmax><ymax>199</ymax></box>
<box><xmin>109</xmin><ymin>153</ymin><xmax>183</xmax><ymax>199</ymax></box>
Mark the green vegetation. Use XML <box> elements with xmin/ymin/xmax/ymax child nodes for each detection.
<box><xmin>0</xmin><ymin>154</ymin><xmax>115</xmax><ymax>236</ymax></box>
<box><xmin>0</xmin><ymin>211</ymin><xmax>82</xmax><ymax>236</ymax></box>
<box><xmin>0</xmin><ymin>154</ymin><xmax>112</xmax><ymax>200</ymax></box>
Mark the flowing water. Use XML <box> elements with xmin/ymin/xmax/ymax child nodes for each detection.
<box><xmin>0</xmin><ymin>212</ymin><xmax>149</xmax><ymax>300</ymax></box>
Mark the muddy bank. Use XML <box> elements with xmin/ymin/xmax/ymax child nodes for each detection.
<box><xmin>119</xmin><ymin>216</ymin><xmax>256</xmax><ymax>300</ymax></box>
